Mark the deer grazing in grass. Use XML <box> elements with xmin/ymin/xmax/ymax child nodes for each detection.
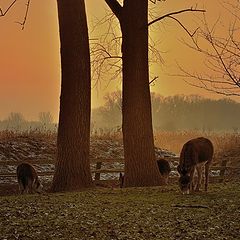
<box><xmin>17</xmin><ymin>163</ymin><xmax>43</xmax><ymax>194</ymax></box>
<box><xmin>177</xmin><ymin>137</ymin><xmax>214</xmax><ymax>194</ymax></box>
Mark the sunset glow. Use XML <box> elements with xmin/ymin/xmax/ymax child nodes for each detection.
<box><xmin>0</xmin><ymin>0</ymin><xmax>238</xmax><ymax>121</ymax></box>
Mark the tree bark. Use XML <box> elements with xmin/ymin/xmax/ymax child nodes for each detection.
<box><xmin>51</xmin><ymin>0</ymin><xmax>93</xmax><ymax>192</ymax></box>
<box><xmin>121</xmin><ymin>0</ymin><xmax>162</xmax><ymax>187</ymax></box>
<box><xmin>105</xmin><ymin>0</ymin><xmax>163</xmax><ymax>187</ymax></box>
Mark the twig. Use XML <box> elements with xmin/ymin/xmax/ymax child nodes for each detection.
<box><xmin>148</xmin><ymin>8</ymin><xmax>206</xmax><ymax>27</ymax></box>
<box><xmin>177</xmin><ymin>8</ymin><xmax>240</xmax><ymax>97</ymax></box>
<box><xmin>149</xmin><ymin>76</ymin><xmax>159</xmax><ymax>85</ymax></box>
<box><xmin>149</xmin><ymin>0</ymin><xmax>166</xmax><ymax>4</ymax></box>
<box><xmin>172</xmin><ymin>204</ymin><xmax>209</xmax><ymax>209</ymax></box>
<box><xmin>15</xmin><ymin>0</ymin><xmax>31</xmax><ymax>30</ymax></box>
<box><xmin>168</xmin><ymin>16</ymin><xmax>199</xmax><ymax>38</ymax></box>
<box><xmin>0</xmin><ymin>0</ymin><xmax>17</xmax><ymax>17</ymax></box>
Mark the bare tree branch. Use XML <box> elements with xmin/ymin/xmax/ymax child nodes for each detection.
<box><xmin>149</xmin><ymin>76</ymin><xmax>159</xmax><ymax>85</ymax></box>
<box><xmin>92</xmin><ymin>3</ymin><xmax>207</xmax><ymax>94</ymax></box>
<box><xmin>1</xmin><ymin>0</ymin><xmax>31</xmax><ymax>30</ymax></box>
<box><xmin>15</xmin><ymin>0</ymin><xmax>31</xmax><ymax>30</ymax></box>
<box><xmin>90</xmin><ymin>7</ymin><xmax>164</xmax><ymax>88</ymax></box>
<box><xmin>0</xmin><ymin>0</ymin><xmax>17</xmax><ymax>17</ymax></box>
<box><xmin>184</xmin><ymin>79</ymin><xmax>240</xmax><ymax>97</ymax></box>
<box><xmin>149</xmin><ymin>0</ymin><xmax>166</xmax><ymax>4</ymax></box>
<box><xmin>177</xmin><ymin>5</ymin><xmax>240</xmax><ymax>96</ymax></box>
<box><xmin>168</xmin><ymin>16</ymin><xmax>199</xmax><ymax>38</ymax></box>
<box><xmin>148</xmin><ymin>8</ymin><xmax>206</xmax><ymax>27</ymax></box>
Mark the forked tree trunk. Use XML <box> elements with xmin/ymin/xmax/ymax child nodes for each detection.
<box><xmin>121</xmin><ymin>0</ymin><xmax>162</xmax><ymax>187</ymax></box>
<box><xmin>106</xmin><ymin>0</ymin><xmax>163</xmax><ymax>187</ymax></box>
<box><xmin>51</xmin><ymin>0</ymin><xmax>93</xmax><ymax>192</ymax></box>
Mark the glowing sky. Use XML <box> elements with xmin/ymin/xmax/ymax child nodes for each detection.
<box><xmin>0</xmin><ymin>0</ymin><xmax>238</xmax><ymax>121</ymax></box>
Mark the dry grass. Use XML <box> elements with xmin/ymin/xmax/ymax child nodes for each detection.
<box><xmin>91</xmin><ymin>129</ymin><xmax>240</xmax><ymax>160</ymax></box>
<box><xmin>154</xmin><ymin>130</ymin><xmax>240</xmax><ymax>156</ymax></box>
<box><xmin>91</xmin><ymin>128</ymin><xmax>123</xmax><ymax>141</ymax></box>
<box><xmin>0</xmin><ymin>129</ymin><xmax>56</xmax><ymax>142</ymax></box>
<box><xmin>1</xmin><ymin>129</ymin><xmax>239</xmax><ymax>166</ymax></box>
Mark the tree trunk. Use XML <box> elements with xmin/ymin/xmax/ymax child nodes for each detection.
<box><xmin>121</xmin><ymin>0</ymin><xmax>163</xmax><ymax>187</ymax></box>
<box><xmin>51</xmin><ymin>0</ymin><xmax>93</xmax><ymax>192</ymax></box>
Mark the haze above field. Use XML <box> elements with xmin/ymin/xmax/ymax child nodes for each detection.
<box><xmin>0</xmin><ymin>0</ymin><xmax>239</xmax><ymax>121</ymax></box>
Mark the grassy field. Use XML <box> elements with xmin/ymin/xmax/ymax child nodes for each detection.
<box><xmin>0</xmin><ymin>183</ymin><xmax>239</xmax><ymax>240</ymax></box>
<box><xmin>0</xmin><ymin>130</ymin><xmax>239</xmax><ymax>239</ymax></box>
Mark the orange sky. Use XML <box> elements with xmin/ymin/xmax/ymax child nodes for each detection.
<box><xmin>0</xmin><ymin>0</ymin><xmax>239</xmax><ymax>121</ymax></box>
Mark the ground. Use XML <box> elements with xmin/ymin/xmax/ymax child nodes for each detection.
<box><xmin>0</xmin><ymin>183</ymin><xmax>239</xmax><ymax>240</ymax></box>
<box><xmin>0</xmin><ymin>131</ymin><xmax>239</xmax><ymax>239</ymax></box>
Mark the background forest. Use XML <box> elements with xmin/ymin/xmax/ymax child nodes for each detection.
<box><xmin>1</xmin><ymin>93</ymin><xmax>239</xmax><ymax>133</ymax></box>
<box><xmin>91</xmin><ymin>93</ymin><xmax>240</xmax><ymax>132</ymax></box>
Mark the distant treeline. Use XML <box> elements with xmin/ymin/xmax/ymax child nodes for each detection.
<box><xmin>92</xmin><ymin>92</ymin><xmax>240</xmax><ymax>132</ymax></box>
<box><xmin>1</xmin><ymin>94</ymin><xmax>239</xmax><ymax>133</ymax></box>
<box><xmin>0</xmin><ymin>112</ymin><xmax>57</xmax><ymax>132</ymax></box>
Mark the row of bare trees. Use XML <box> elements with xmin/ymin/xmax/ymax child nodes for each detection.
<box><xmin>92</xmin><ymin>93</ymin><xmax>240</xmax><ymax>132</ymax></box>
<box><xmin>0</xmin><ymin>112</ymin><xmax>54</xmax><ymax>131</ymax></box>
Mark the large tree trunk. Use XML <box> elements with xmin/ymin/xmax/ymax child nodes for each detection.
<box><xmin>121</xmin><ymin>0</ymin><xmax>162</xmax><ymax>187</ymax></box>
<box><xmin>51</xmin><ymin>0</ymin><xmax>93</xmax><ymax>192</ymax></box>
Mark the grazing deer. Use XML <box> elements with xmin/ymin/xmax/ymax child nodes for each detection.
<box><xmin>157</xmin><ymin>159</ymin><xmax>171</xmax><ymax>184</ymax></box>
<box><xmin>177</xmin><ymin>137</ymin><xmax>214</xmax><ymax>194</ymax></box>
<box><xmin>17</xmin><ymin>163</ymin><xmax>43</xmax><ymax>194</ymax></box>
<box><xmin>119</xmin><ymin>159</ymin><xmax>171</xmax><ymax>188</ymax></box>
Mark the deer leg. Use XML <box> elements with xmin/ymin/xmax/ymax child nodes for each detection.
<box><xmin>205</xmin><ymin>162</ymin><xmax>211</xmax><ymax>191</ymax></box>
<box><xmin>27</xmin><ymin>179</ymin><xmax>33</xmax><ymax>194</ymax></box>
<box><xmin>189</xmin><ymin>168</ymin><xmax>195</xmax><ymax>191</ymax></box>
<box><xmin>18</xmin><ymin>182</ymin><xmax>24</xmax><ymax>195</ymax></box>
<box><xmin>165</xmin><ymin>175</ymin><xmax>169</xmax><ymax>185</ymax></box>
<box><xmin>30</xmin><ymin>183</ymin><xmax>33</xmax><ymax>194</ymax></box>
<box><xmin>196</xmin><ymin>165</ymin><xmax>203</xmax><ymax>191</ymax></box>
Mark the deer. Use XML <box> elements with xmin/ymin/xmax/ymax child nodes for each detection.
<box><xmin>157</xmin><ymin>158</ymin><xmax>171</xmax><ymax>184</ymax></box>
<box><xmin>177</xmin><ymin>137</ymin><xmax>214</xmax><ymax>194</ymax></box>
<box><xmin>17</xmin><ymin>163</ymin><xmax>43</xmax><ymax>194</ymax></box>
